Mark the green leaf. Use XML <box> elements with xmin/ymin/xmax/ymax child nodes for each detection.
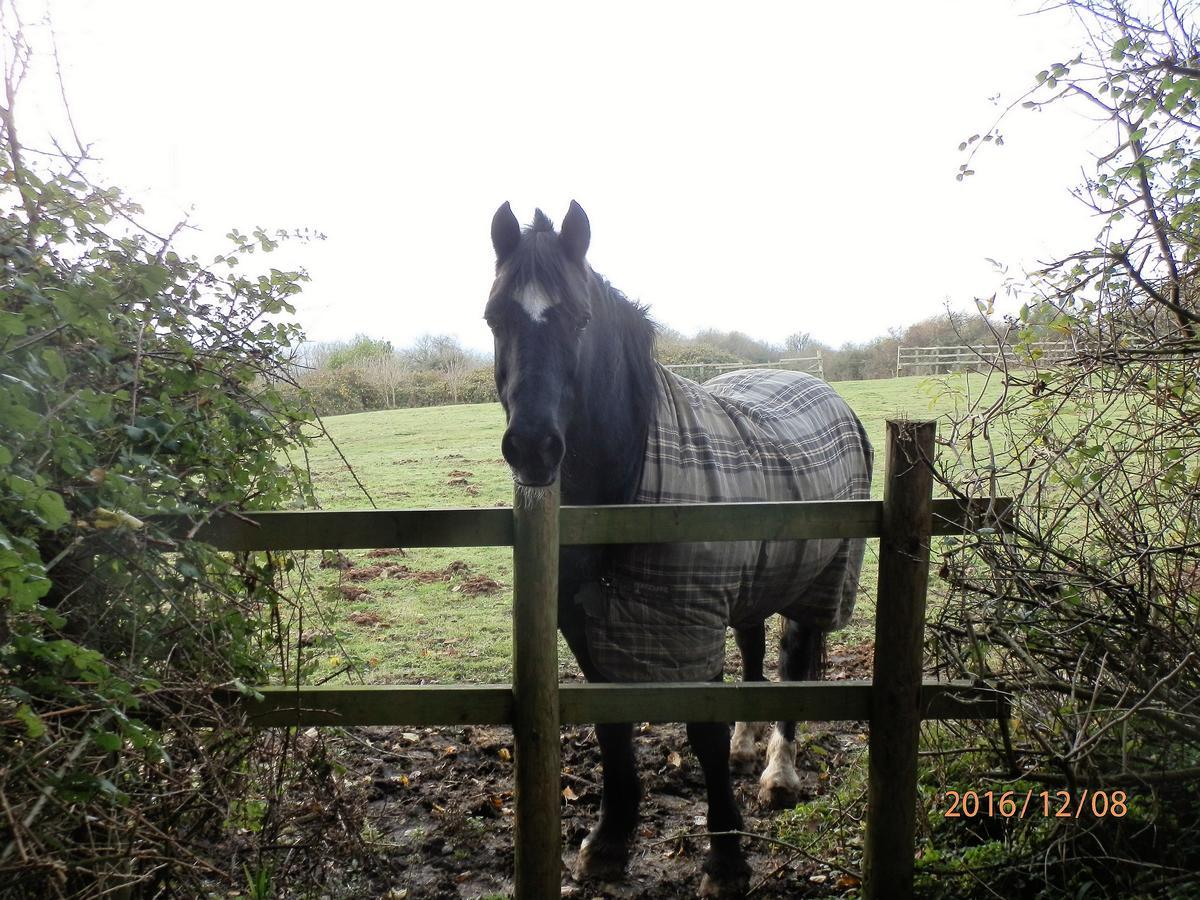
<box><xmin>0</xmin><ymin>311</ymin><xmax>25</xmax><ymax>337</ymax></box>
<box><xmin>15</xmin><ymin>704</ymin><xmax>46</xmax><ymax>739</ymax></box>
<box><xmin>41</xmin><ymin>348</ymin><xmax>67</xmax><ymax>380</ymax></box>
<box><xmin>91</xmin><ymin>731</ymin><xmax>123</xmax><ymax>752</ymax></box>
<box><xmin>36</xmin><ymin>490</ymin><xmax>71</xmax><ymax>529</ymax></box>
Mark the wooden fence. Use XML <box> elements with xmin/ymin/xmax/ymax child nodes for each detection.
<box><xmin>178</xmin><ymin>420</ymin><xmax>1010</xmax><ymax>899</ymax></box>
<box><xmin>664</xmin><ymin>353</ymin><xmax>824</xmax><ymax>382</ymax></box>
<box><xmin>896</xmin><ymin>341</ymin><xmax>1076</xmax><ymax>376</ymax></box>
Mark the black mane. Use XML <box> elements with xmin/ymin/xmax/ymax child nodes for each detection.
<box><xmin>587</xmin><ymin>277</ymin><xmax>658</xmax><ymax>408</ymax></box>
<box><xmin>565</xmin><ymin>274</ymin><xmax>658</xmax><ymax>505</ymax></box>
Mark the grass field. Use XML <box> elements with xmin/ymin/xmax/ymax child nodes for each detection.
<box><xmin>287</xmin><ymin>374</ymin><xmax>993</xmax><ymax>685</ymax></box>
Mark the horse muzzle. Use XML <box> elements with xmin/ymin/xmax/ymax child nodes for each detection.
<box><xmin>501</xmin><ymin>425</ymin><xmax>565</xmax><ymax>487</ymax></box>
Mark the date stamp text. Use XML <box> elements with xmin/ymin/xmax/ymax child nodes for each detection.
<box><xmin>943</xmin><ymin>789</ymin><xmax>1128</xmax><ymax>819</ymax></box>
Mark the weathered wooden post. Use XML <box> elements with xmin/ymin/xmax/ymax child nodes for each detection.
<box><xmin>864</xmin><ymin>419</ymin><xmax>936</xmax><ymax>899</ymax></box>
<box><xmin>511</xmin><ymin>483</ymin><xmax>562</xmax><ymax>898</ymax></box>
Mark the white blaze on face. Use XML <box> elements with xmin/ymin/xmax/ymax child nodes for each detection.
<box><xmin>516</xmin><ymin>282</ymin><xmax>554</xmax><ymax>324</ymax></box>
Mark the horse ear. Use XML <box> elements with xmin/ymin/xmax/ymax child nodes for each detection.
<box><xmin>560</xmin><ymin>199</ymin><xmax>590</xmax><ymax>264</ymax></box>
<box><xmin>491</xmin><ymin>201</ymin><xmax>521</xmax><ymax>263</ymax></box>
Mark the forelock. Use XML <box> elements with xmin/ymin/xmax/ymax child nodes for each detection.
<box><xmin>493</xmin><ymin>213</ymin><xmax>588</xmax><ymax>322</ymax></box>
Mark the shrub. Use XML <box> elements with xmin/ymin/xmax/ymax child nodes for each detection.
<box><xmin>930</xmin><ymin>2</ymin><xmax>1200</xmax><ymax>893</ymax></box>
<box><xmin>0</xmin><ymin>59</ymin><xmax>319</xmax><ymax>894</ymax></box>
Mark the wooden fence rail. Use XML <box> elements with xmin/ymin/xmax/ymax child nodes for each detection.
<box><xmin>895</xmin><ymin>341</ymin><xmax>1077</xmax><ymax>375</ymax></box>
<box><xmin>663</xmin><ymin>353</ymin><xmax>824</xmax><ymax>381</ymax></box>
<box><xmin>165</xmin><ymin>420</ymin><xmax>1010</xmax><ymax>899</ymax></box>
<box><xmin>177</xmin><ymin>496</ymin><xmax>1010</xmax><ymax>550</ymax></box>
<box><xmin>214</xmin><ymin>680</ymin><xmax>1006</xmax><ymax>728</ymax></box>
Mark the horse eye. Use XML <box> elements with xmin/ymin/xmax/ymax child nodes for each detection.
<box><xmin>576</xmin><ymin>315</ymin><xmax>591</xmax><ymax>333</ymax></box>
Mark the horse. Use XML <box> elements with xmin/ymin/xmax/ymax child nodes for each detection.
<box><xmin>485</xmin><ymin>200</ymin><xmax>873</xmax><ymax>897</ymax></box>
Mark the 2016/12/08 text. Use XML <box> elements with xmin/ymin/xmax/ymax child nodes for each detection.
<box><xmin>943</xmin><ymin>789</ymin><xmax>1128</xmax><ymax>819</ymax></box>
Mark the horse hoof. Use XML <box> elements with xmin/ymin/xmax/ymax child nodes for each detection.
<box><xmin>698</xmin><ymin>864</ymin><xmax>751</xmax><ymax>897</ymax></box>
<box><xmin>729</xmin><ymin>746</ymin><xmax>758</xmax><ymax>773</ymax></box>
<box><xmin>729</xmin><ymin>722</ymin><xmax>763</xmax><ymax>773</ymax></box>
<box><xmin>757</xmin><ymin>780</ymin><xmax>802</xmax><ymax>810</ymax></box>
<box><xmin>573</xmin><ymin>831</ymin><xmax>630</xmax><ymax>882</ymax></box>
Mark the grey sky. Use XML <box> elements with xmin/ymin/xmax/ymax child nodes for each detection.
<box><xmin>30</xmin><ymin>1</ymin><xmax>1103</xmax><ymax>353</ymax></box>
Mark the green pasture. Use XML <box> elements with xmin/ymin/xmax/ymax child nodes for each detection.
<box><xmin>286</xmin><ymin>374</ymin><xmax>997</xmax><ymax>685</ymax></box>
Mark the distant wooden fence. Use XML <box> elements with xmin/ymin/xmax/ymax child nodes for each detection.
<box><xmin>169</xmin><ymin>421</ymin><xmax>1011</xmax><ymax>899</ymax></box>
<box><xmin>896</xmin><ymin>341</ymin><xmax>1077</xmax><ymax>376</ymax></box>
<box><xmin>664</xmin><ymin>353</ymin><xmax>824</xmax><ymax>382</ymax></box>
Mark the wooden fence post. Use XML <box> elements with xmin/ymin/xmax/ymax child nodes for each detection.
<box><xmin>864</xmin><ymin>420</ymin><xmax>936</xmax><ymax>899</ymax></box>
<box><xmin>511</xmin><ymin>483</ymin><xmax>562</xmax><ymax>899</ymax></box>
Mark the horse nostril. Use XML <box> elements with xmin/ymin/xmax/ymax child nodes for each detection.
<box><xmin>541</xmin><ymin>433</ymin><xmax>564</xmax><ymax>468</ymax></box>
<box><xmin>501</xmin><ymin>430</ymin><xmax>522</xmax><ymax>468</ymax></box>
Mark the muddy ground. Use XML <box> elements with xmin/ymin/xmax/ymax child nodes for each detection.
<box><xmin>266</xmin><ymin>642</ymin><xmax>874</xmax><ymax>899</ymax></box>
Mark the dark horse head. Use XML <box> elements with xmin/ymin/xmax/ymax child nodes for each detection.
<box><xmin>486</xmin><ymin>201</ymin><xmax>655</xmax><ymax>493</ymax></box>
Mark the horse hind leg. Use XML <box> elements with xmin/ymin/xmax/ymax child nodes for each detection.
<box><xmin>573</xmin><ymin>721</ymin><xmax>641</xmax><ymax>882</ymax></box>
<box><xmin>730</xmin><ymin>623</ymin><xmax>770</xmax><ymax>772</ymax></box>
<box><xmin>759</xmin><ymin>619</ymin><xmax>825</xmax><ymax>810</ymax></box>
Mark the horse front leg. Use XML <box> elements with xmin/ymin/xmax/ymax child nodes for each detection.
<box><xmin>574</xmin><ymin>722</ymin><xmax>641</xmax><ymax>881</ymax></box>
<box><xmin>687</xmin><ymin>720</ymin><xmax>752</xmax><ymax>897</ymax></box>
<box><xmin>558</xmin><ymin>557</ymin><xmax>642</xmax><ymax>881</ymax></box>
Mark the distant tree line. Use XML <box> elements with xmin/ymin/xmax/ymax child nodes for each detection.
<box><xmin>656</xmin><ymin>311</ymin><xmax>1010</xmax><ymax>382</ymax></box>
<box><xmin>283</xmin><ymin>334</ymin><xmax>497</xmax><ymax>415</ymax></box>
<box><xmin>288</xmin><ymin>311</ymin><xmax>1025</xmax><ymax>415</ymax></box>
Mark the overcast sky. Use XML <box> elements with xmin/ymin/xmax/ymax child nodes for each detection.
<box><xmin>24</xmin><ymin>1</ymin><xmax>1106</xmax><ymax>353</ymax></box>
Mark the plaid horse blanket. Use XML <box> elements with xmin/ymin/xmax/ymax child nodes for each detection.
<box><xmin>581</xmin><ymin>366</ymin><xmax>874</xmax><ymax>682</ymax></box>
